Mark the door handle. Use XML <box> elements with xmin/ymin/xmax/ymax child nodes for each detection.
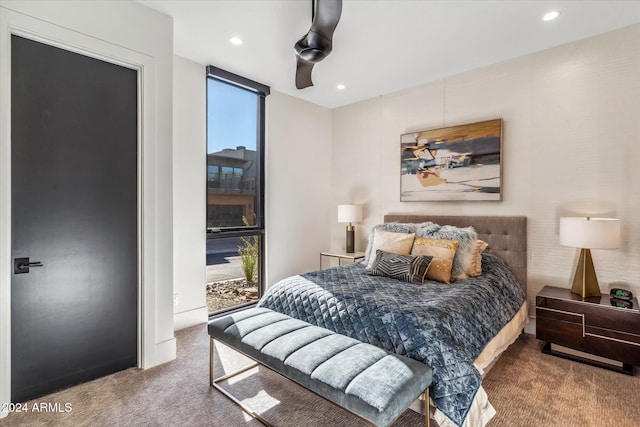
<box><xmin>14</xmin><ymin>257</ymin><xmax>44</xmax><ymax>274</ymax></box>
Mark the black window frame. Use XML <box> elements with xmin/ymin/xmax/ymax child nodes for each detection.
<box><xmin>206</xmin><ymin>65</ymin><xmax>269</xmax><ymax>317</ymax></box>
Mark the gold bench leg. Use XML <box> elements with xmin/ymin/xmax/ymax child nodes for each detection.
<box><xmin>210</xmin><ymin>337</ymin><xmax>215</xmax><ymax>386</ymax></box>
<box><xmin>424</xmin><ymin>388</ymin><xmax>430</xmax><ymax>427</ymax></box>
<box><xmin>209</xmin><ymin>338</ymin><xmax>270</xmax><ymax>426</ymax></box>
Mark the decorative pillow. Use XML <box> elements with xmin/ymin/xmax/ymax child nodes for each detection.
<box><xmin>364</xmin><ymin>222</ymin><xmax>433</xmax><ymax>265</ymax></box>
<box><xmin>366</xmin><ymin>229</ymin><xmax>416</xmax><ymax>269</ymax></box>
<box><xmin>467</xmin><ymin>240</ymin><xmax>489</xmax><ymax>277</ymax></box>
<box><xmin>411</xmin><ymin>237</ymin><xmax>459</xmax><ymax>284</ymax></box>
<box><xmin>416</xmin><ymin>224</ymin><xmax>477</xmax><ymax>280</ymax></box>
<box><xmin>369</xmin><ymin>250</ymin><xmax>433</xmax><ymax>284</ymax></box>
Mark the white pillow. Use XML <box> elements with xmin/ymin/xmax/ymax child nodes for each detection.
<box><xmin>366</xmin><ymin>229</ymin><xmax>416</xmax><ymax>269</ymax></box>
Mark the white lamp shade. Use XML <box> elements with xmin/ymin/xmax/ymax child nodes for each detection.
<box><xmin>559</xmin><ymin>217</ymin><xmax>620</xmax><ymax>249</ymax></box>
<box><xmin>337</xmin><ymin>204</ymin><xmax>362</xmax><ymax>223</ymax></box>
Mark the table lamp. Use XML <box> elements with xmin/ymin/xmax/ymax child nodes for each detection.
<box><xmin>338</xmin><ymin>205</ymin><xmax>362</xmax><ymax>253</ymax></box>
<box><xmin>559</xmin><ymin>217</ymin><xmax>620</xmax><ymax>298</ymax></box>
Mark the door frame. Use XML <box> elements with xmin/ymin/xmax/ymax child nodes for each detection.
<box><xmin>0</xmin><ymin>8</ymin><xmax>175</xmax><ymax>413</ymax></box>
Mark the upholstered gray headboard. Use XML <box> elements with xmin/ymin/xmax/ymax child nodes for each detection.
<box><xmin>383</xmin><ymin>215</ymin><xmax>527</xmax><ymax>293</ymax></box>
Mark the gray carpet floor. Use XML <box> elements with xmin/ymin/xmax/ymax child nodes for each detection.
<box><xmin>1</xmin><ymin>324</ymin><xmax>638</xmax><ymax>426</ymax></box>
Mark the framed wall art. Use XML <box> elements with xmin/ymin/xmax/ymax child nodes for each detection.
<box><xmin>400</xmin><ymin>118</ymin><xmax>503</xmax><ymax>201</ymax></box>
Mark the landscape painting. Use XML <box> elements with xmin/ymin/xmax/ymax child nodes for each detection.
<box><xmin>400</xmin><ymin>119</ymin><xmax>503</xmax><ymax>201</ymax></box>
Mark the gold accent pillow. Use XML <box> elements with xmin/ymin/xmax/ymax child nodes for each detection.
<box><xmin>466</xmin><ymin>240</ymin><xmax>488</xmax><ymax>277</ymax></box>
<box><xmin>366</xmin><ymin>229</ymin><xmax>416</xmax><ymax>269</ymax></box>
<box><xmin>411</xmin><ymin>237</ymin><xmax>459</xmax><ymax>284</ymax></box>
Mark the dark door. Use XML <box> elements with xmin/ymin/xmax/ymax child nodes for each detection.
<box><xmin>11</xmin><ymin>35</ymin><xmax>138</xmax><ymax>402</ymax></box>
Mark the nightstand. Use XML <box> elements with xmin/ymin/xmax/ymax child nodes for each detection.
<box><xmin>320</xmin><ymin>250</ymin><xmax>365</xmax><ymax>270</ymax></box>
<box><xmin>536</xmin><ymin>285</ymin><xmax>640</xmax><ymax>375</ymax></box>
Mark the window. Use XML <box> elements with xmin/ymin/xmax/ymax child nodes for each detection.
<box><xmin>206</xmin><ymin>66</ymin><xmax>269</xmax><ymax>315</ymax></box>
<box><xmin>207</xmin><ymin>165</ymin><xmax>219</xmax><ymax>182</ymax></box>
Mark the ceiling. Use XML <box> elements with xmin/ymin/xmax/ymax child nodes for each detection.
<box><xmin>137</xmin><ymin>0</ymin><xmax>640</xmax><ymax>109</ymax></box>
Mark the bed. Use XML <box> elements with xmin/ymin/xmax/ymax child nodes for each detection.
<box><xmin>258</xmin><ymin>215</ymin><xmax>528</xmax><ymax>427</ymax></box>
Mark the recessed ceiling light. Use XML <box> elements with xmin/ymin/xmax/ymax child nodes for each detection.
<box><xmin>229</xmin><ymin>37</ymin><xmax>243</xmax><ymax>45</ymax></box>
<box><xmin>543</xmin><ymin>10</ymin><xmax>560</xmax><ymax>21</ymax></box>
<box><xmin>336</xmin><ymin>84</ymin><xmax>345</xmax><ymax>90</ymax></box>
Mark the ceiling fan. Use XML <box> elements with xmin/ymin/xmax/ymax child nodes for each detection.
<box><xmin>294</xmin><ymin>0</ymin><xmax>342</xmax><ymax>89</ymax></box>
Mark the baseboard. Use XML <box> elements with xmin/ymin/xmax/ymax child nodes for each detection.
<box><xmin>174</xmin><ymin>306</ymin><xmax>208</xmax><ymax>331</ymax></box>
<box><xmin>148</xmin><ymin>337</ymin><xmax>177</xmax><ymax>368</ymax></box>
<box><xmin>524</xmin><ymin>318</ymin><xmax>536</xmax><ymax>335</ymax></box>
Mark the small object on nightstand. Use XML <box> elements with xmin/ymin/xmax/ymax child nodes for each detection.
<box><xmin>610</xmin><ymin>288</ymin><xmax>633</xmax><ymax>301</ymax></box>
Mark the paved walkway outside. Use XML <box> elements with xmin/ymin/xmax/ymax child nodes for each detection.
<box><xmin>206</xmin><ymin>255</ymin><xmax>243</xmax><ymax>283</ymax></box>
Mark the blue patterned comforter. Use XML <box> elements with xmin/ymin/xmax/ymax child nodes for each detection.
<box><xmin>258</xmin><ymin>254</ymin><xmax>525</xmax><ymax>426</ymax></box>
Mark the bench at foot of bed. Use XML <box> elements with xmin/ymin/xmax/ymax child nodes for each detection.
<box><xmin>208</xmin><ymin>307</ymin><xmax>433</xmax><ymax>427</ymax></box>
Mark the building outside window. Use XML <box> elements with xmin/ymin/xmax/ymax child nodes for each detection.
<box><xmin>205</xmin><ymin>66</ymin><xmax>269</xmax><ymax>315</ymax></box>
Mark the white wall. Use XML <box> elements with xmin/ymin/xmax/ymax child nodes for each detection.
<box><xmin>331</xmin><ymin>24</ymin><xmax>640</xmax><ymax>315</ymax></box>
<box><xmin>266</xmin><ymin>91</ymin><xmax>333</xmax><ymax>285</ymax></box>
<box><xmin>169</xmin><ymin>61</ymin><xmax>333</xmax><ymax>322</ymax></box>
<box><xmin>0</xmin><ymin>0</ymin><xmax>175</xmax><ymax>415</ymax></box>
<box><xmin>173</xmin><ymin>55</ymin><xmax>207</xmax><ymax>329</ymax></box>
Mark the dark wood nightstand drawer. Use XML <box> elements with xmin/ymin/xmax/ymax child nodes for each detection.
<box><xmin>536</xmin><ymin>295</ymin><xmax>579</xmax><ymax>312</ymax></box>
<box><xmin>582</xmin><ymin>306</ymin><xmax>640</xmax><ymax>337</ymax></box>
<box><xmin>585</xmin><ymin>325</ymin><xmax>640</xmax><ymax>346</ymax></box>
<box><xmin>536</xmin><ymin>316</ymin><xmax>583</xmax><ymax>348</ymax></box>
<box><xmin>583</xmin><ymin>330</ymin><xmax>640</xmax><ymax>365</ymax></box>
<box><xmin>536</xmin><ymin>306</ymin><xmax>583</xmax><ymax>324</ymax></box>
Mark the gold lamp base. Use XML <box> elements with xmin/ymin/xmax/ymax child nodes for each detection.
<box><xmin>570</xmin><ymin>248</ymin><xmax>601</xmax><ymax>298</ymax></box>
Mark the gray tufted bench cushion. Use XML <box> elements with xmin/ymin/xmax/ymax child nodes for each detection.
<box><xmin>208</xmin><ymin>307</ymin><xmax>432</xmax><ymax>427</ymax></box>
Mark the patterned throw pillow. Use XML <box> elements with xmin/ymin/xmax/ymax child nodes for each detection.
<box><xmin>369</xmin><ymin>250</ymin><xmax>433</xmax><ymax>284</ymax></box>
<box><xmin>365</xmin><ymin>229</ymin><xmax>416</xmax><ymax>269</ymax></box>
<box><xmin>411</xmin><ymin>237</ymin><xmax>459</xmax><ymax>284</ymax></box>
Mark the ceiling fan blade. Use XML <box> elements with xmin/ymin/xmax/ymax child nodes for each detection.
<box><xmin>309</xmin><ymin>0</ymin><xmax>342</xmax><ymax>46</ymax></box>
<box><xmin>295</xmin><ymin>57</ymin><xmax>315</xmax><ymax>89</ymax></box>
<box><xmin>294</xmin><ymin>0</ymin><xmax>342</xmax><ymax>89</ymax></box>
